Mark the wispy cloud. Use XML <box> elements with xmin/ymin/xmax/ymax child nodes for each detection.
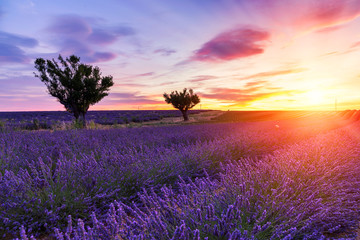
<box><xmin>114</xmin><ymin>83</ymin><xmax>148</xmax><ymax>88</ymax></box>
<box><xmin>106</xmin><ymin>92</ymin><xmax>162</xmax><ymax>104</ymax></box>
<box><xmin>135</xmin><ymin>72</ymin><xmax>155</xmax><ymax>77</ymax></box>
<box><xmin>351</xmin><ymin>41</ymin><xmax>360</xmax><ymax>48</ymax></box>
<box><xmin>189</xmin><ymin>75</ymin><xmax>218</xmax><ymax>83</ymax></box>
<box><xmin>237</xmin><ymin>68</ymin><xmax>306</xmax><ymax>80</ymax></box>
<box><xmin>315</xmin><ymin>25</ymin><xmax>344</xmax><ymax>34</ymax></box>
<box><xmin>159</xmin><ymin>81</ymin><xmax>177</xmax><ymax>86</ymax></box>
<box><xmin>154</xmin><ymin>48</ymin><xmax>176</xmax><ymax>56</ymax></box>
<box><xmin>201</xmin><ymin>87</ymin><xmax>297</xmax><ymax>105</ymax></box>
<box><xmin>244</xmin><ymin>80</ymin><xmax>268</xmax><ymax>88</ymax></box>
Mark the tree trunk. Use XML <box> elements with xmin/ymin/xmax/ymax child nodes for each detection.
<box><xmin>181</xmin><ymin>110</ymin><xmax>189</xmax><ymax>121</ymax></box>
<box><xmin>74</xmin><ymin>112</ymin><xmax>80</xmax><ymax>121</ymax></box>
<box><xmin>82</xmin><ymin>112</ymin><xmax>87</xmax><ymax>128</ymax></box>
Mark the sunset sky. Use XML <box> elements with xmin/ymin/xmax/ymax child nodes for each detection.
<box><xmin>1</xmin><ymin>0</ymin><xmax>360</xmax><ymax>111</ymax></box>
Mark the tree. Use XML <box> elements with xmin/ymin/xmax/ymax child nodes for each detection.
<box><xmin>163</xmin><ymin>88</ymin><xmax>200</xmax><ymax>121</ymax></box>
<box><xmin>34</xmin><ymin>55</ymin><xmax>114</xmax><ymax>127</ymax></box>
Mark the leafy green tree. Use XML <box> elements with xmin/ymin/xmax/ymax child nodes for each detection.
<box><xmin>163</xmin><ymin>88</ymin><xmax>200</xmax><ymax>121</ymax></box>
<box><xmin>34</xmin><ymin>55</ymin><xmax>114</xmax><ymax>127</ymax></box>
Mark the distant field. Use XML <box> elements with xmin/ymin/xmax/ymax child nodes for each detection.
<box><xmin>212</xmin><ymin>110</ymin><xmax>360</xmax><ymax>122</ymax></box>
<box><xmin>1</xmin><ymin>110</ymin><xmax>359</xmax><ymax>239</ymax></box>
<box><xmin>0</xmin><ymin>110</ymin><xmax>207</xmax><ymax>130</ymax></box>
<box><xmin>1</xmin><ymin>110</ymin><xmax>359</xmax><ymax>131</ymax></box>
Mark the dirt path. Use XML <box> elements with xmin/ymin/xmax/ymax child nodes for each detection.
<box><xmin>135</xmin><ymin>110</ymin><xmax>223</xmax><ymax>126</ymax></box>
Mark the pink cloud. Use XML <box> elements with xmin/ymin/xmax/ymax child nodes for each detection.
<box><xmin>351</xmin><ymin>41</ymin><xmax>360</xmax><ymax>48</ymax></box>
<box><xmin>189</xmin><ymin>75</ymin><xmax>218</xmax><ymax>83</ymax></box>
<box><xmin>244</xmin><ymin>80</ymin><xmax>268</xmax><ymax>88</ymax></box>
<box><xmin>191</xmin><ymin>27</ymin><xmax>270</xmax><ymax>62</ymax></box>
<box><xmin>304</xmin><ymin>0</ymin><xmax>360</xmax><ymax>30</ymax></box>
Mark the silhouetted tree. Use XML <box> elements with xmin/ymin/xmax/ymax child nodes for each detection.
<box><xmin>34</xmin><ymin>55</ymin><xmax>114</xmax><ymax>127</ymax></box>
<box><xmin>163</xmin><ymin>88</ymin><xmax>200</xmax><ymax>121</ymax></box>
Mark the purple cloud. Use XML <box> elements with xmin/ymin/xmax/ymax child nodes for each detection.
<box><xmin>60</xmin><ymin>39</ymin><xmax>92</xmax><ymax>56</ymax></box>
<box><xmin>114</xmin><ymin>26</ymin><xmax>136</xmax><ymax>36</ymax></box>
<box><xmin>154</xmin><ymin>48</ymin><xmax>176</xmax><ymax>56</ymax></box>
<box><xmin>88</xmin><ymin>29</ymin><xmax>117</xmax><ymax>45</ymax></box>
<box><xmin>0</xmin><ymin>43</ymin><xmax>30</xmax><ymax>63</ymax></box>
<box><xmin>0</xmin><ymin>31</ymin><xmax>38</xmax><ymax>47</ymax></box>
<box><xmin>47</xmin><ymin>15</ymin><xmax>92</xmax><ymax>38</ymax></box>
<box><xmin>0</xmin><ymin>32</ymin><xmax>38</xmax><ymax>64</ymax></box>
<box><xmin>88</xmin><ymin>26</ymin><xmax>135</xmax><ymax>45</ymax></box>
<box><xmin>92</xmin><ymin>52</ymin><xmax>117</xmax><ymax>62</ymax></box>
<box><xmin>57</xmin><ymin>39</ymin><xmax>116</xmax><ymax>63</ymax></box>
<box><xmin>46</xmin><ymin>14</ymin><xmax>136</xmax><ymax>63</ymax></box>
<box><xmin>191</xmin><ymin>27</ymin><xmax>270</xmax><ymax>62</ymax></box>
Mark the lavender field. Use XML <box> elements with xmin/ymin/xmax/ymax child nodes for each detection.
<box><xmin>1</xmin><ymin>111</ymin><xmax>360</xmax><ymax>239</ymax></box>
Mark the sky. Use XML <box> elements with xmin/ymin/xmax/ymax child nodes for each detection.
<box><xmin>0</xmin><ymin>0</ymin><xmax>360</xmax><ymax>111</ymax></box>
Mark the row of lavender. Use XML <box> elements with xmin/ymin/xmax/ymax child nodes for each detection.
<box><xmin>51</xmin><ymin>124</ymin><xmax>360</xmax><ymax>239</ymax></box>
<box><xmin>1</xmin><ymin>121</ymin><xmax>308</xmax><ymax>238</ymax></box>
<box><xmin>0</xmin><ymin>110</ymin><xmax>204</xmax><ymax>130</ymax></box>
<box><xmin>2</xmin><ymin>121</ymin><xmax>359</xmax><ymax>239</ymax></box>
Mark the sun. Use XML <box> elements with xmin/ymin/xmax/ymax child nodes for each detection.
<box><xmin>306</xmin><ymin>90</ymin><xmax>324</xmax><ymax>105</ymax></box>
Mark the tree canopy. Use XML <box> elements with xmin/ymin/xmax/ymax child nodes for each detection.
<box><xmin>34</xmin><ymin>54</ymin><xmax>114</xmax><ymax>126</ymax></box>
<box><xmin>163</xmin><ymin>88</ymin><xmax>200</xmax><ymax>121</ymax></box>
